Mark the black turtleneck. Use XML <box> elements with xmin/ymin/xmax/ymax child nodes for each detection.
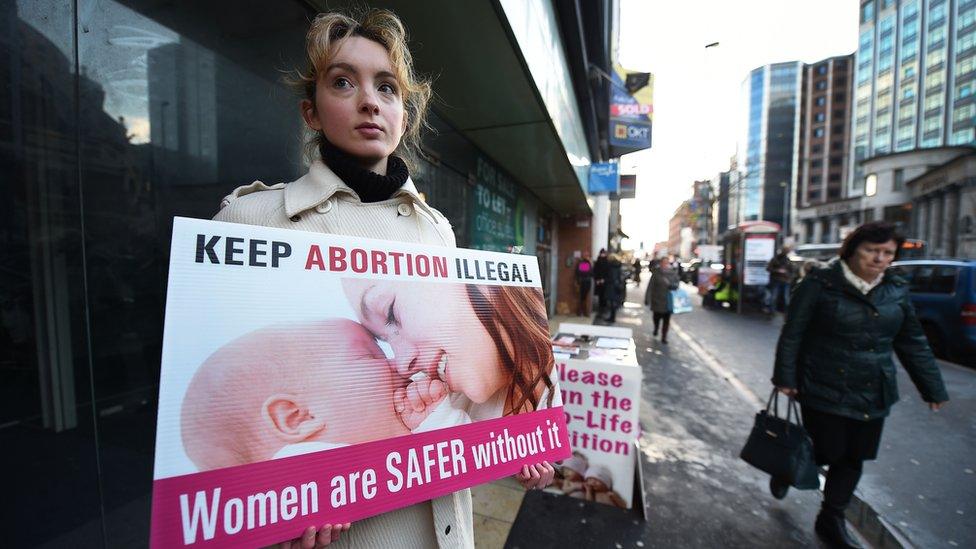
<box><xmin>319</xmin><ymin>138</ymin><xmax>409</xmax><ymax>203</ymax></box>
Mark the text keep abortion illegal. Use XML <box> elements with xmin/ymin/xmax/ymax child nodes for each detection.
<box><xmin>195</xmin><ymin>234</ymin><xmax>534</xmax><ymax>283</ymax></box>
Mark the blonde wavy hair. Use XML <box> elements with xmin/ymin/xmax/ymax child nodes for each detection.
<box><xmin>289</xmin><ymin>8</ymin><xmax>432</xmax><ymax>168</ymax></box>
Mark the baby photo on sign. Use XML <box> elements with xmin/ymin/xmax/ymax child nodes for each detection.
<box><xmin>176</xmin><ymin>280</ymin><xmax>562</xmax><ymax>475</ymax></box>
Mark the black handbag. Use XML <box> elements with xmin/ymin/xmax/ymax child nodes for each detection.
<box><xmin>739</xmin><ymin>390</ymin><xmax>819</xmax><ymax>490</ymax></box>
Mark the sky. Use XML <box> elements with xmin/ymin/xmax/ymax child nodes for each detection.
<box><xmin>615</xmin><ymin>0</ymin><xmax>859</xmax><ymax>249</ymax></box>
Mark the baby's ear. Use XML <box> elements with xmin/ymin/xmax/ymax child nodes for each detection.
<box><xmin>263</xmin><ymin>394</ymin><xmax>326</xmax><ymax>442</ymax></box>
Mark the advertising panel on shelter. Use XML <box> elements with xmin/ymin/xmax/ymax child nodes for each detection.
<box><xmin>609</xmin><ymin>63</ymin><xmax>654</xmax><ymax>155</ymax></box>
<box><xmin>150</xmin><ymin>217</ymin><xmax>571</xmax><ymax>548</ymax></box>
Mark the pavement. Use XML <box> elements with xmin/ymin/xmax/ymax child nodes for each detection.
<box><xmin>673</xmin><ymin>283</ymin><xmax>976</xmax><ymax>549</ymax></box>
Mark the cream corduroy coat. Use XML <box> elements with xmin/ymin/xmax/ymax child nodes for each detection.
<box><xmin>214</xmin><ymin>159</ymin><xmax>471</xmax><ymax>549</ymax></box>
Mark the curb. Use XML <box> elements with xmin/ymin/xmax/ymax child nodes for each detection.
<box><xmin>847</xmin><ymin>496</ymin><xmax>914</xmax><ymax>549</ymax></box>
<box><xmin>670</xmin><ymin>321</ymin><xmax>913</xmax><ymax>549</ymax></box>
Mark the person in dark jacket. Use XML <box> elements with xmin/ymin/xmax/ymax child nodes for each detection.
<box><xmin>603</xmin><ymin>254</ymin><xmax>625</xmax><ymax>322</ymax></box>
<box><xmin>772</xmin><ymin>222</ymin><xmax>948</xmax><ymax>549</ymax></box>
<box><xmin>574</xmin><ymin>253</ymin><xmax>593</xmax><ymax>316</ymax></box>
<box><xmin>592</xmin><ymin>249</ymin><xmax>609</xmax><ymax>315</ymax></box>
<box><xmin>764</xmin><ymin>245</ymin><xmax>797</xmax><ymax>314</ymax></box>
<box><xmin>645</xmin><ymin>261</ymin><xmax>679</xmax><ymax>343</ymax></box>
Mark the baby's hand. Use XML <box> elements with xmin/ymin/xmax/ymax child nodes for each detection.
<box><xmin>395</xmin><ymin>378</ymin><xmax>447</xmax><ymax>430</ymax></box>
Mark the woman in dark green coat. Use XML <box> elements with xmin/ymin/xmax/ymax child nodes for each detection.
<box><xmin>772</xmin><ymin>222</ymin><xmax>948</xmax><ymax>549</ymax></box>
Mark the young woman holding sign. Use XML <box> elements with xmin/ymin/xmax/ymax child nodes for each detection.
<box><xmin>214</xmin><ymin>9</ymin><xmax>554</xmax><ymax>548</ymax></box>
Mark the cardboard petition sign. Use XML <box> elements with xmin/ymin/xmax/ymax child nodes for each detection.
<box><xmin>150</xmin><ymin>217</ymin><xmax>570</xmax><ymax>547</ymax></box>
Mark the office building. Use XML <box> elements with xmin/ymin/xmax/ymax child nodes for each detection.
<box><xmin>736</xmin><ymin>61</ymin><xmax>804</xmax><ymax>233</ymax></box>
<box><xmin>795</xmin><ymin>54</ymin><xmax>856</xmax><ymax>243</ymax></box>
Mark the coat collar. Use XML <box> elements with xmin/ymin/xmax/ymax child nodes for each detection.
<box><xmin>812</xmin><ymin>260</ymin><xmax>905</xmax><ymax>304</ymax></box>
<box><xmin>284</xmin><ymin>159</ymin><xmax>438</xmax><ymax>220</ymax></box>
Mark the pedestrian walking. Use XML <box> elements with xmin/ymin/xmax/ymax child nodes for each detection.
<box><xmin>632</xmin><ymin>257</ymin><xmax>642</xmax><ymax>283</ymax></box>
<box><xmin>645</xmin><ymin>260</ymin><xmax>679</xmax><ymax>343</ymax></box>
<box><xmin>575</xmin><ymin>253</ymin><xmax>593</xmax><ymax>316</ymax></box>
<box><xmin>593</xmin><ymin>248</ymin><xmax>609</xmax><ymax>315</ymax></box>
<box><xmin>214</xmin><ymin>8</ymin><xmax>553</xmax><ymax>547</ymax></box>
<box><xmin>603</xmin><ymin>253</ymin><xmax>625</xmax><ymax>323</ymax></box>
<box><xmin>772</xmin><ymin>222</ymin><xmax>948</xmax><ymax>549</ymax></box>
<box><xmin>764</xmin><ymin>244</ymin><xmax>797</xmax><ymax>314</ymax></box>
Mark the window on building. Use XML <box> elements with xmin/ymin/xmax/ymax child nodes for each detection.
<box><xmin>957</xmin><ymin>56</ymin><xmax>976</xmax><ymax>77</ymax></box>
<box><xmin>924</xmin><ymin>116</ymin><xmax>942</xmax><ymax>133</ymax></box>
<box><xmin>898</xmin><ymin>124</ymin><xmax>915</xmax><ymax>141</ymax></box>
<box><xmin>816</xmin><ymin>96</ymin><xmax>826</xmax><ymax>106</ymax></box>
<box><xmin>815</xmin><ymin>112</ymin><xmax>826</xmax><ymax>122</ymax></box>
<box><xmin>828</xmin><ymin>187</ymin><xmax>842</xmax><ymax>198</ymax></box>
<box><xmin>830</xmin><ymin>157</ymin><xmax>842</xmax><ymax>167</ymax></box>
<box><xmin>832</xmin><ymin>140</ymin><xmax>844</xmax><ymax>151</ymax></box>
<box><xmin>861</xmin><ymin>1</ymin><xmax>875</xmax><ymax>23</ymax></box>
<box><xmin>951</xmin><ymin>128</ymin><xmax>975</xmax><ymax>145</ymax></box>
<box><xmin>901</xmin><ymin>38</ymin><xmax>918</xmax><ymax>61</ymax></box>
<box><xmin>814</xmin><ymin>127</ymin><xmax>825</xmax><ymax>137</ymax></box>
<box><xmin>902</xmin><ymin>85</ymin><xmax>916</xmax><ymax>100</ymax></box>
<box><xmin>834</xmin><ymin>92</ymin><xmax>846</xmax><ymax>103</ymax></box>
<box><xmin>812</xmin><ymin>144</ymin><xmax>824</xmax><ymax>153</ymax></box>
<box><xmin>904</xmin><ymin>0</ymin><xmax>919</xmax><ymax>19</ymax></box>
<box><xmin>954</xmin><ymin>103</ymin><xmax>975</xmax><ymax>125</ymax></box>
<box><xmin>926</xmin><ymin>47</ymin><xmax>945</xmax><ymax>67</ymax></box>
<box><xmin>961</xmin><ymin>6</ymin><xmax>976</xmax><ymax>30</ymax></box>
<box><xmin>925</xmin><ymin>93</ymin><xmax>943</xmax><ymax>111</ymax></box>
<box><xmin>893</xmin><ymin>168</ymin><xmax>904</xmax><ymax>190</ymax></box>
<box><xmin>817</xmin><ymin>64</ymin><xmax>828</xmax><ymax>75</ymax></box>
<box><xmin>929</xmin><ymin>3</ymin><xmax>947</xmax><ymax>26</ymax></box>
<box><xmin>865</xmin><ymin>173</ymin><xmax>878</xmax><ymax>196</ymax></box>
<box><xmin>902</xmin><ymin>63</ymin><xmax>916</xmax><ymax>79</ymax></box>
<box><xmin>928</xmin><ymin>26</ymin><xmax>946</xmax><ymax>48</ymax></box>
<box><xmin>957</xmin><ymin>82</ymin><xmax>973</xmax><ymax>99</ymax></box>
<box><xmin>880</xmin><ymin>14</ymin><xmax>895</xmax><ymax>34</ymax></box>
<box><xmin>927</xmin><ymin>69</ymin><xmax>945</xmax><ymax>90</ymax></box>
<box><xmin>811</xmin><ymin>159</ymin><xmax>823</xmax><ymax>168</ymax></box>
<box><xmin>816</xmin><ymin>80</ymin><xmax>828</xmax><ymax>90</ymax></box>
<box><xmin>958</xmin><ymin>32</ymin><xmax>976</xmax><ymax>55</ymax></box>
<box><xmin>829</xmin><ymin>173</ymin><xmax>842</xmax><ymax>182</ymax></box>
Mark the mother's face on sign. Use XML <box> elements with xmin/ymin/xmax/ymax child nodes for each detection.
<box><xmin>341</xmin><ymin>279</ymin><xmax>508</xmax><ymax>404</ymax></box>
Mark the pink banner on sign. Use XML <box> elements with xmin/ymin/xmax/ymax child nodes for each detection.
<box><xmin>150</xmin><ymin>406</ymin><xmax>570</xmax><ymax>548</ymax></box>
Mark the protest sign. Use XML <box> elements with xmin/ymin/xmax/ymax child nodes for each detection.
<box><xmin>550</xmin><ymin>323</ymin><xmax>641</xmax><ymax>509</ymax></box>
<box><xmin>150</xmin><ymin>217</ymin><xmax>570</xmax><ymax>548</ymax></box>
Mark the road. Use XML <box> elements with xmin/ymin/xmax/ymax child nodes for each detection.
<box><xmin>671</xmin><ymin>283</ymin><xmax>976</xmax><ymax>549</ymax></box>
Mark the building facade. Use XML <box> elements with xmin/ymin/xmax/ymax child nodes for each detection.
<box><xmin>736</xmin><ymin>61</ymin><xmax>804</xmax><ymax>232</ymax></box>
<box><xmin>795</xmin><ymin>54</ymin><xmax>856</xmax><ymax>243</ymax></box>
<box><xmin>907</xmin><ymin>149</ymin><xmax>976</xmax><ymax>256</ymax></box>
<box><xmin>851</xmin><ymin>0</ymin><xmax>976</xmax><ymax>194</ymax></box>
<box><xmin>0</xmin><ymin>0</ymin><xmax>612</xmax><ymax>545</ymax></box>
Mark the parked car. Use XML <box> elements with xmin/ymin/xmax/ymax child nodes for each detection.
<box><xmin>892</xmin><ymin>259</ymin><xmax>976</xmax><ymax>366</ymax></box>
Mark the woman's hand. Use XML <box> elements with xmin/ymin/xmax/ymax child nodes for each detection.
<box><xmin>278</xmin><ymin>524</ymin><xmax>351</xmax><ymax>549</ymax></box>
<box><xmin>515</xmin><ymin>462</ymin><xmax>555</xmax><ymax>491</ymax></box>
<box><xmin>776</xmin><ymin>386</ymin><xmax>798</xmax><ymax>397</ymax></box>
<box><xmin>929</xmin><ymin>401</ymin><xmax>947</xmax><ymax>411</ymax></box>
<box><xmin>395</xmin><ymin>377</ymin><xmax>447</xmax><ymax>430</ymax></box>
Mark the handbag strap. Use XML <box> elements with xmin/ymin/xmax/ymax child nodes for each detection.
<box><xmin>765</xmin><ymin>389</ymin><xmax>803</xmax><ymax>432</ymax></box>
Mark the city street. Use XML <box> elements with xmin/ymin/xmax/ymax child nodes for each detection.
<box><xmin>507</xmin><ymin>279</ymin><xmax>975</xmax><ymax>548</ymax></box>
<box><xmin>672</xmin><ymin>282</ymin><xmax>976</xmax><ymax>549</ymax></box>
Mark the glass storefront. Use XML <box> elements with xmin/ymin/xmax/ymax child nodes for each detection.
<box><xmin>0</xmin><ymin>1</ymin><xmax>552</xmax><ymax>545</ymax></box>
